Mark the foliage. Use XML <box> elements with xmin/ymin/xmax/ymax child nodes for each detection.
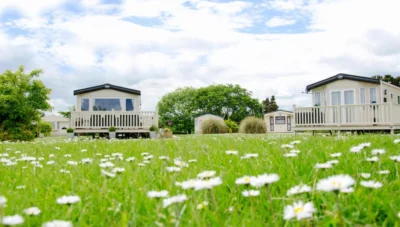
<box><xmin>59</xmin><ymin>106</ymin><xmax>76</xmax><ymax>119</ymax></box>
<box><xmin>109</xmin><ymin>126</ymin><xmax>116</xmax><ymax>132</ymax></box>
<box><xmin>224</xmin><ymin>119</ymin><xmax>239</xmax><ymax>133</ymax></box>
<box><xmin>201</xmin><ymin>118</ymin><xmax>228</xmax><ymax>134</ymax></box>
<box><xmin>372</xmin><ymin>74</ymin><xmax>400</xmax><ymax>87</ymax></box>
<box><xmin>66</xmin><ymin>128</ymin><xmax>74</xmax><ymax>133</ymax></box>
<box><xmin>157</xmin><ymin>85</ymin><xmax>263</xmax><ymax>134</ymax></box>
<box><xmin>39</xmin><ymin>122</ymin><xmax>52</xmax><ymax>136</ymax></box>
<box><xmin>157</xmin><ymin>87</ymin><xmax>198</xmax><ymax>134</ymax></box>
<box><xmin>149</xmin><ymin>125</ymin><xmax>158</xmax><ymax>132</ymax></box>
<box><xmin>262</xmin><ymin>95</ymin><xmax>279</xmax><ymax>114</ymax></box>
<box><xmin>239</xmin><ymin>116</ymin><xmax>267</xmax><ymax>134</ymax></box>
<box><xmin>195</xmin><ymin>84</ymin><xmax>263</xmax><ymax>122</ymax></box>
<box><xmin>0</xmin><ymin>66</ymin><xmax>52</xmax><ymax>141</ymax></box>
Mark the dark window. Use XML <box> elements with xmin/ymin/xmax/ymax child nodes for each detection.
<box><xmin>93</xmin><ymin>99</ymin><xmax>121</xmax><ymax>111</ymax></box>
<box><xmin>384</xmin><ymin>89</ymin><xmax>387</xmax><ymax>95</ymax></box>
<box><xmin>398</xmin><ymin>96</ymin><xmax>400</xmax><ymax>104</ymax></box>
<box><xmin>275</xmin><ymin>116</ymin><xmax>285</xmax><ymax>124</ymax></box>
<box><xmin>269</xmin><ymin>117</ymin><xmax>274</xmax><ymax>131</ymax></box>
<box><xmin>126</xmin><ymin>99</ymin><xmax>134</xmax><ymax>111</ymax></box>
<box><xmin>81</xmin><ymin>99</ymin><xmax>89</xmax><ymax>111</ymax></box>
<box><xmin>384</xmin><ymin>98</ymin><xmax>387</xmax><ymax>103</ymax></box>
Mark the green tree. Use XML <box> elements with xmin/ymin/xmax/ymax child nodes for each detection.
<box><xmin>262</xmin><ymin>95</ymin><xmax>279</xmax><ymax>113</ymax></box>
<box><xmin>372</xmin><ymin>74</ymin><xmax>400</xmax><ymax>87</ymax></box>
<box><xmin>0</xmin><ymin>66</ymin><xmax>52</xmax><ymax>141</ymax></box>
<box><xmin>194</xmin><ymin>84</ymin><xmax>263</xmax><ymax>122</ymax></box>
<box><xmin>157</xmin><ymin>87</ymin><xmax>198</xmax><ymax>134</ymax></box>
<box><xmin>59</xmin><ymin>105</ymin><xmax>76</xmax><ymax>119</ymax></box>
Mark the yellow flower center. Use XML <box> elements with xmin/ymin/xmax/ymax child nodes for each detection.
<box><xmin>244</xmin><ymin>177</ymin><xmax>251</xmax><ymax>182</ymax></box>
<box><xmin>295</xmin><ymin>207</ymin><xmax>304</xmax><ymax>214</ymax></box>
<box><xmin>331</xmin><ymin>181</ymin><xmax>341</xmax><ymax>187</ymax></box>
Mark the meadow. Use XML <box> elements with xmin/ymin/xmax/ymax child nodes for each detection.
<box><xmin>1</xmin><ymin>134</ymin><xmax>400</xmax><ymax>226</ymax></box>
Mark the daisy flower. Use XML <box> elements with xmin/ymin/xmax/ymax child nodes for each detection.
<box><xmin>235</xmin><ymin>176</ymin><xmax>255</xmax><ymax>185</ymax></box>
<box><xmin>287</xmin><ymin>185</ymin><xmax>311</xmax><ymax>196</ymax></box>
<box><xmin>111</xmin><ymin>167</ymin><xmax>125</xmax><ymax>173</ymax></box>
<box><xmin>340</xmin><ymin>187</ymin><xmax>354</xmax><ymax>193</ymax></box>
<box><xmin>240</xmin><ymin>153</ymin><xmax>259</xmax><ymax>159</ymax></box>
<box><xmin>284</xmin><ymin>201</ymin><xmax>316</xmax><ymax>221</ymax></box>
<box><xmin>81</xmin><ymin>158</ymin><xmax>93</xmax><ymax>164</ymax></box>
<box><xmin>360</xmin><ymin>180</ymin><xmax>382</xmax><ymax>189</ymax></box>
<box><xmin>1</xmin><ymin>215</ymin><xmax>24</xmax><ymax>226</ymax></box>
<box><xmin>330</xmin><ymin>153</ymin><xmax>342</xmax><ymax>157</ymax></box>
<box><xmin>290</xmin><ymin>140</ymin><xmax>301</xmax><ymax>145</ymax></box>
<box><xmin>67</xmin><ymin>161</ymin><xmax>78</xmax><ymax>165</ymax></box>
<box><xmin>366</xmin><ymin>156</ymin><xmax>379</xmax><ymax>162</ymax></box>
<box><xmin>350</xmin><ymin>146</ymin><xmax>363</xmax><ymax>153</ymax></box>
<box><xmin>378</xmin><ymin>170</ymin><xmax>390</xmax><ymax>175</ymax></box>
<box><xmin>42</xmin><ymin>220</ymin><xmax>73</xmax><ymax>227</ymax></box>
<box><xmin>281</xmin><ymin>144</ymin><xmax>294</xmax><ymax>149</ymax></box>
<box><xmin>284</xmin><ymin>153</ymin><xmax>297</xmax><ymax>157</ymax></box>
<box><xmin>23</xmin><ymin>207</ymin><xmax>41</xmax><ymax>216</ymax></box>
<box><xmin>158</xmin><ymin>156</ymin><xmax>169</xmax><ymax>160</ymax></box>
<box><xmin>147</xmin><ymin>190</ymin><xmax>169</xmax><ymax>198</ymax></box>
<box><xmin>126</xmin><ymin>157</ymin><xmax>135</xmax><ymax>162</ymax></box>
<box><xmin>327</xmin><ymin>160</ymin><xmax>339</xmax><ymax>165</ymax></box>
<box><xmin>360</xmin><ymin>173</ymin><xmax>371</xmax><ymax>179</ymax></box>
<box><xmin>371</xmin><ymin>149</ymin><xmax>385</xmax><ymax>155</ymax></box>
<box><xmin>316</xmin><ymin>174</ymin><xmax>355</xmax><ymax>192</ymax></box>
<box><xmin>394</xmin><ymin>139</ymin><xmax>400</xmax><ymax>144</ymax></box>
<box><xmin>99</xmin><ymin>162</ymin><xmax>114</xmax><ymax>168</ymax></box>
<box><xmin>194</xmin><ymin>177</ymin><xmax>223</xmax><ymax>190</ymax></box>
<box><xmin>315</xmin><ymin>163</ymin><xmax>332</xmax><ymax>169</ymax></box>
<box><xmin>250</xmin><ymin>173</ymin><xmax>279</xmax><ymax>188</ymax></box>
<box><xmin>0</xmin><ymin>196</ymin><xmax>7</xmax><ymax>207</ymax></box>
<box><xmin>101</xmin><ymin>170</ymin><xmax>116</xmax><ymax>178</ymax></box>
<box><xmin>166</xmin><ymin>166</ymin><xmax>181</xmax><ymax>172</ymax></box>
<box><xmin>56</xmin><ymin>195</ymin><xmax>81</xmax><ymax>205</ymax></box>
<box><xmin>289</xmin><ymin>149</ymin><xmax>301</xmax><ymax>154</ymax></box>
<box><xmin>390</xmin><ymin>156</ymin><xmax>400</xmax><ymax>162</ymax></box>
<box><xmin>196</xmin><ymin>201</ymin><xmax>209</xmax><ymax>210</ymax></box>
<box><xmin>226</xmin><ymin>150</ymin><xmax>238</xmax><ymax>155</ymax></box>
<box><xmin>174</xmin><ymin>159</ymin><xmax>189</xmax><ymax>167</ymax></box>
<box><xmin>16</xmin><ymin>185</ymin><xmax>25</xmax><ymax>190</ymax></box>
<box><xmin>162</xmin><ymin>194</ymin><xmax>188</xmax><ymax>208</ymax></box>
<box><xmin>242</xmin><ymin>190</ymin><xmax>260</xmax><ymax>197</ymax></box>
<box><xmin>197</xmin><ymin>171</ymin><xmax>216</xmax><ymax>179</ymax></box>
<box><xmin>188</xmin><ymin>159</ymin><xmax>197</xmax><ymax>163</ymax></box>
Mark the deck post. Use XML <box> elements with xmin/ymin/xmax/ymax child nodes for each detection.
<box><xmin>292</xmin><ymin>104</ymin><xmax>296</xmax><ymax>132</ymax></box>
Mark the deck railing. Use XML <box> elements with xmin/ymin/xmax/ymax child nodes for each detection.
<box><xmin>293</xmin><ymin>103</ymin><xmax>399</xmax><ymax>127</ymax></box>
<box><xmin>70</xmin><ymin>111</ymin><xmax>158</xmax><ymax>130</ymax></box>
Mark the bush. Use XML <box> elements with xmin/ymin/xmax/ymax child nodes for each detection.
<box><xmin>239</xmin><ymin>116</ymin><xmax>266</xmax><ymax>134</ymax></box>
<box><xmin>224</xmin><ymin>119</ymin><xmax>239</xmax><ymax>133</ymax></box>
<box><xmin>39</xmin><ymin>122</ymin><xmax>52</xmax><ymax>137</ymax></box>
<box><xmin>109</xmin><ymin>126</ymin><xmax>116</xmax><ymax>132</ymax></box>
<box><xmin>201</xmin><ymin>119</ymin><xmax>228</xmax><ymax>134</ymax></box>
<box><xmin>149</xmin><ymin>125</ymin><xmax>158</xmax><ymax>132</ymax></box>
<box><xmin>0</xmin><ymin>127</ymin><xmax>36</xmax><ymax>141</ymax></box>
<box><xmin>66</xmin><ymin>128</ymin><xmax>74</xmax><ymax>133</ymax></box>
<box><xmin>164</xmin><ymin>127</ymin><xmax>171</xmax><ymax>132</ymax></box>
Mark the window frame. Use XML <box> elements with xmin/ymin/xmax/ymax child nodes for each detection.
<box><xmin>81</xmin><ymin>98</ymin><xmax>89</xmax><ymax>111</ymax></box>
<box><xmin>360</xmin><ymin>88</ymin><xmax>366</xmax><ymax>104</ymax></box>
<box><xmin>369</xmin><ymin>87</ymin><xmax>377</xmax><ymax>103</ymax></box>
<box><xmin>275</xmin><ymin>116</ymin><xmax>286</xmax><ymax>124</ymax></box>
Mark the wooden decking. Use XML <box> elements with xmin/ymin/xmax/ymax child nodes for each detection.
<box><xmin>70</xmin><ymin>111</ymin><xmax>158</xmax><ymax>133</ymax></box>
<box><xmin>293</xmin><ymin>103</ymin><xmax>400</xmax><ymax>133</ymax></box>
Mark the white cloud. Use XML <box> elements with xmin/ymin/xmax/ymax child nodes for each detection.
<box><xmin>1</xmin><ymin>0</ymin><xmax>400</xmax><ymax>114</ymax></box>
<box><xmin>265</xmin><ymin>17</ymin><xmax>296</xmax><ymax>27</ymax></box>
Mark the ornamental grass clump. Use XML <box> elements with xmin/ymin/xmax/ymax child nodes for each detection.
<box><xmin>239</xmin><ymin>116</ymin><xmax>266</xmax><ymax>134</ymax></box>
<box><xmin>201</xmin><ymin>119</ymin><xmax>228</xmax><ymax>134</ymax></box>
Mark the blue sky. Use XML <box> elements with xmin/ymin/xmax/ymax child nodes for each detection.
<box><xmin>0</xmin><ymin>0</ymin><xmax>399</xmax><ymax>112</ymax></box>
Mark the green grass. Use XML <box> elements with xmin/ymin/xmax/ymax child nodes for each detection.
<box><xmin>1</xmin><ymin>134</ymin><xmax>400</xmax><ymax>226</ymax></box>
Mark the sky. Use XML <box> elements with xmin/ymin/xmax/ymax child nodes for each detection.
<box><xmin>1</xmin><ymin>0</ymin><xmax>400</xmax><ymax>113</ymax></box>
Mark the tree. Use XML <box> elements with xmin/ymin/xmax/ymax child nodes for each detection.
<box><xmin>59</xmin><ymin>105</ymin><xmax>76</xmax><ymax>119</ymax></box>
<box><xmin>262</xmin><ymin>95</ymin><xmax>279</xmax><ymax>113</ymax></box>
<box><xmin>372</xmin><ymin>74</ymin><xmax>400</xmax><ymax>87</ymax></box>
<box><xmin>194</xmin><ymin>84</ymin><xmax>263</xmax><ymax>122</ymax></box>
<box><xmin>0</xmin><ymin>66</ymin><xmax>52</xmax><ymax>141</ymax></box>
<box><xmin>157</xmin><ymin>84</ymin><xmax>263</xmax><ymax>134</ymax></box>
<box><xmin>157</xmin><ymin>87</ymin><xmax>198</xmax><ymax>134</ymax></box>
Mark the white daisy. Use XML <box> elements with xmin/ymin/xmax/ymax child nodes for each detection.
<box><xmin>360</xmin><ymin>180</ymin><xmax>382</xmax><ymax>188</ymax></box>
<box><xmin>0</xmin><ymin>196</ymin><xmax>7</xmax><ymax>207</ymax></box>
<box><xmin>194</xmin><ymin>177</ymin><xmax>223</xmax><ymax>190</ymax></box>
<box><xmin>197</xmin><ymin>171</ymin><xmax>216</xmax><ymax>179</ymax></box>
<box><xmin>180</xmin><ymin>179</ymin><xmax>200</xmax><ymax>189</ymax></box>
<box><xmin>250</xmin><ymin>173</ymin><xmax>279</xmax><ymax>188</ymax></box>
<box><xmin>81</xmin><ymin>149</ymin><xmax>87</xmax><ymax>152</ymax></box>
<box><xmin>378</xmin><ymin>170</ymin><xmax>390</xmax><ymax>175</ymax></box>
<box><xmin>188</xmin><ymin>159</ymin><xmax>197</xmax><ymax>163</ymax></box>
<box><xmin>289</xmin><ymin>149</ymin><xmax>301</xmax><ymax>154</ymax></box>
<box><xmin>59</xmin><ymin>169</ymin><xmax>70</xmax><ymax>174</ymax></box>
<box><xmin>166</xmin><ymin>166</ymin><xmax>181</xmax><ymax>172</ymax></box>
<box><xmin>240</xmin><ymin>153</ymin><xmax>259</xmax><ymax>159</ymax></box>
<box><xmin>235</xmin><ymin>176</ymin><xmax>255</xmax><ymax>185</ymax></box>
<box><xmin>147</xmin><ymin>190</ymin><xmax>169</xmax><ymax>198</ymax></box>
<box><xmin>394</xmin><ymin>139</ymin><xmax>400</xmax><ymax>144</ymax></box>
<box><xmin>42</xmin><ymin>220</ymin><xmax>73</xmax><ymax>227</ymax></box>
<box><xmin>56</xmin><ymin>195</ymin><xmax>81</xmax><ymax>205</ymax></box>
<box><xmin>111</xmin><ymin>167</ymin><xmax>125</xmax><ymax>173</ymax></box>
<box><xmin>23</xmin><ymin>207</ymin><xmax>41</xmax><ymax>216</ymax></box>
<box><xmin>174</xmin><ymin>159</ymin><xmax>189</xmax><ymax>167</ymax></box>
<box><xmin>242</xmin><ymin>190</ymin><xmax>260</xmax><ymax>197</ymax></box>
<box><xmin>284</xmin><ymin>153</ymin><xmax>297</xmax><ymax>157</ymax></box>
<box><xmin>281</xmin><ymin>144</ymin><xmax>294</xmax><ymax>149</ymax></box>
<box><xmin>360</xmin><ymin>173</ymin><xmax>371</xmax><ymax>179</ymax></box>
<box><xmin>99</xmin><ymin>162</ymin><xmax>114</xmax><ymax>168</ymax></box>
<box><xmin>196</xmin><ymin>201</ymin><xmax>209</xmax><ymax>210</ymax></box>
<box><xmin>287</xmin><ymin>185</ymin><xmax>312</xmax><ymax>196</ymax></box>
<box><xmin>143</xmin><ymin>155</ymin><xmax>154</xmax><ymax>160</ymax></box>
<box><xmin>290</xmin><ymin>140</ymin><xmax>301</xmax><ymax>145</ymax></box>
<box><xmin>327</xmin><ymin>160</ymin><xmax>339</xmax><ymax>165</ymax></box>
<box><xmin>371</xmin><ymin>149</ymin><xmax>385</xmax><ymax>155</ymax></box>
<box><xmin>16</xmin><ymin>185</ymin><xmax>26</xmax><ymax>190</ymax></box>
<box><xmin>226</xmin><ymin>150</ymin><xmax>238</xmax><ymax>155</ymax></box>
<box><xmin>1</xmin><ymin>215</ymin><xmax>24</xmax><ymax>226</ymax></box>
<box><xmin>350</xmin><ymin>146</ymin><xmax>363</xmax><ymax>153</ymax></box>
<box><xmin>126</xmin><ymin>157</ymin><xmax>135</xmax><ymax>162</ymax></box>
<box><xmin>67</xmin><ymin>161</ymin><xmax>78</xmax><ymax>165</ymax></box>
<box><xmin>47</xmin><ymin>161</ymin><xmax>55</xmax><ymax>165</ymax></box>
<box><xmin>81</xmin><ymin>158</ymin><xmax>93</xmax><ymax>164</ymax></box>
<box><xmin>158</xmin><ymin>156</ymin><xmax>169</xmax><ymax>160</ymax></box>
<box><xmin>340</xmin><ymin>187</ymin><xmax>354</xmax><ymax>193</ymax></box>
<box><xmin>101</xmin><ymin>170</ymin><xmax>116</xmax><ymax>178</ymax></box>
<box><xmin>315</xmin><ymin>163</ymin><xmax>332</xmax><ymax>169</ymax></box>
<box><xmin>330</xmin><ymin>153</ymin><xmax>342</xmax><ymax>157</ymax></box>
<box><xmin>283</xmin><ymin>201</ymin><xmax>316</xmax><ymax>221</ymax></box>
<box><xmin>390</xmin><ymin>156</ymin><xmax>400</xmax><ymax>162</ymax></box>
<box><xmin>162</xmin><ymin>194</ymin><xmax>188</xmax><ymax>208</ymax></box>
<box><xmin>316</xmin><ymin>174</ymin><xmax>355</xmax><ymax>192</ymax></box>
<box><xmin>366</xmin><ymin>156</ymin><xmax>379</xmax><ymax>162</ymax></box>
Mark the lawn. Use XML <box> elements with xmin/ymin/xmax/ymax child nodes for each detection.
<box><xmin>1</xmin><ymin>134</ymin><xmax>400</xmax><ymax>226</ymax></box>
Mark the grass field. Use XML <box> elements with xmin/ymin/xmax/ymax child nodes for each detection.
<box><xmin>1</xmin><ymin>134</ymin><xmax>400</xmax><ymax>226</ymax></box>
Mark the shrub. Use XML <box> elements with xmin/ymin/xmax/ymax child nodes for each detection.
<box><xmin>66</xmin><ymin>128</ymin><xmax>74</xmax><ymax>133</ymax></box>
<box><xmin>39</xmin><ymin>122</ymin><xmax>52</xmax><ymax>137</ymax></box>
<box><xmin>224</xmin><ymin>119</ymin><xmax>239</xmax><ymax>133</ymax></box>
<box><xmin>149</xmin><ymin>125</ymin><xmax>158</xmax><ymax>132</ymax></box>
<box><xmin>201</xmin><ymin>119</ymin><xmax>228</xmax><ymax>134</ymax></box>
<box><xmin>164</xmin><ymin>127</ymin><xmax>171</xmax><ymax>132</ymax></box>
<box><xmin>109</xmin><ymin>126</ymin><xmax>116</xmax><ymax>132</ymax></box>
<box><xmin>239</xmin><ymin>116</ymin><xmax>266</xmax><ymax>134</ymax></box>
